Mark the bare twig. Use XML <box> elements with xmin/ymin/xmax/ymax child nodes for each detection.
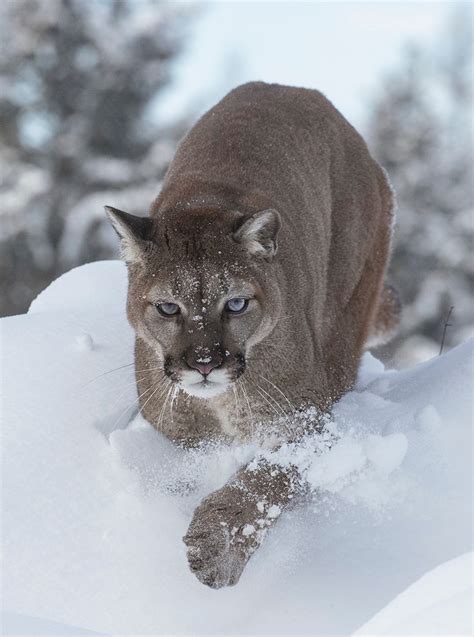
<box><xmin>439</xmin><ymin>306</ymin><xmax>454</xmax><ymax>356</ymax></box>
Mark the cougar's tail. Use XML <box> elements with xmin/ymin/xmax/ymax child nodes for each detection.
<box><xmin>366</xmin><ymin>283</ymin><xmax>401</xmax><ymax>349</ymax></box>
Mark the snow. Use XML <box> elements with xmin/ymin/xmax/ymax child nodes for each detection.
<box><xmin>2</xmin><ymin>261</ymin><xmax>473</xmax><ymax>635</ymax></box>
<box><xmin>355</xmin><ymin>552</ymin><xmax>473</xmax><ymax>635</ymax></box>
<box><xmin>242</xmin><ymin>524</ymin><xmax>256</xmax><ymax>537</ymax></box>
<box><xmin>266</xmin><ymin>505</ymin><xmax>281</xmax><ymax>519</ymax></box>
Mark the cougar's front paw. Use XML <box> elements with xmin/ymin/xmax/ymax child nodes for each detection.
<box><xmin>183</xmin><ymin>490</ymin><xmax>257</xmax><ymax>589</ymax></box>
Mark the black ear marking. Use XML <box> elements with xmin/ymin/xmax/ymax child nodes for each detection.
<box><xmin>105</xmin><ymin>206</ymin><xmax>153</xmax><ymax>241</ymax></box>
<box><xmin>105</xmin><ymin>206</ymin><xmax>154</xmax><ymax>263</ymax></box>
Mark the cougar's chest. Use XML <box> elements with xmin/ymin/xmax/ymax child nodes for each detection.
<box><xmin>213</xmin><ymin>404</ymin><xmax>246</xmax><ymax>441</ymax></box>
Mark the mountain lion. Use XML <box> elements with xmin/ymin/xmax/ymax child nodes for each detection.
<box><xmin>106</xmin><ymin>82</ymin><xmax>399</xmax><ymax>588</ymax></box>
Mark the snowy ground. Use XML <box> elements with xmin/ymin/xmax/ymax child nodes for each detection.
<box><xmin>2</xmin><ymin>261</ymin><xmax>473</xmax><ymax>635</ymax></box>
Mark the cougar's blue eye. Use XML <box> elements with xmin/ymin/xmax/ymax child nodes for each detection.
<box><xmin>156</xmin><ymin>302</ymin><xmax>180</xmax><ymax>317</ymax></box>
<box><xmin>225</xmin><ymin>298</ymin><xmax>249</xmax><ymax>314</ymax></box>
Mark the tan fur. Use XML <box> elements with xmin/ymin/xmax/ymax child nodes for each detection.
<box><xmin>106</xmin><ymin>82</ymin><xmax>399</xmax><ymax>588</ymax></box>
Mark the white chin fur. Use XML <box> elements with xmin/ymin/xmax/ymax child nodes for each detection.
<box><xmin>179</xmin><ymin>369</ymin><xmax>230</xmax><ymax>399</ymax></box>
<box><xmin>181</xmin><ymin>382</ymin><xmax>228</xmax><ymax>399</ymax></box>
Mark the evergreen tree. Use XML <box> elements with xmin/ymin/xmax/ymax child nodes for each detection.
<box><xmin>0</xmin><ymin>0</ymin><xmax>191</xmax><ymax>315</ymax></box>
<box><xmin>367</xmin><ymin>7</ymin><xmax>473</xmax><ymax>363</ymax></box>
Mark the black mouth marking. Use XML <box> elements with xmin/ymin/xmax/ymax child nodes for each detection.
<box><xmin>235</xmin><ymin>352</ymin><xmax>246</xmax><ymax>379</ymax></box>
<box><xmin>164</xmin><ymin>355</ymin><xmax>173</xmax><ymax>378</ymax></box>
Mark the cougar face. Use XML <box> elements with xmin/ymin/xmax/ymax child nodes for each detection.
<box><xmin>107</xmin><ymin>206</ymin><xmax>282</xmax><ymax>400</ymax></box>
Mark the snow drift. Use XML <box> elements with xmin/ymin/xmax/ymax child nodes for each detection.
<box><xmin>2</xmin><ymin>261</ymin><xmax>473</xmax><ymax>635</ymax></box>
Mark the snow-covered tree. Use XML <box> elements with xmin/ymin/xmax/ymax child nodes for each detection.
<box><xmin>0</xmin><ymin>0</ymin><xmax>192</xmax><ymax>316</ymax></box>
<box><xmin>367</xmin><ymin>7</ymin><xmax>473</xmax><ymax>364</ymax></box>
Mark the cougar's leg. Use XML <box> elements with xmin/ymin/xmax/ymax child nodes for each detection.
<box><xmin>183</xmin><ymin>457</ymin><xmax>303</xmax><ymax>588</ymax></box>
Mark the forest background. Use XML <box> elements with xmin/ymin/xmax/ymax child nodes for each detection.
<box><xmin>1</xmin><ymin>0</ymin><xmax>472</xmax><ymax>366</ymax></box>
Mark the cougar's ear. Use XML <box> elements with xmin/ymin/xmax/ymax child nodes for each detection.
<box><xmin>233</xmin><ymin>209</ymin><xmax>281</xmax><ymax>259</ymax></box>
<box><xmin>105</xmin><ymin>206</ymin><xmax>154</xmax><ymax>264</ymax></box>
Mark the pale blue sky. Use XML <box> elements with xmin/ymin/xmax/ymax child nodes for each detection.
<box><xmin>157</xmin><ymin>1</ymin><xmax>459</xmax><ymax>129</ymax></box>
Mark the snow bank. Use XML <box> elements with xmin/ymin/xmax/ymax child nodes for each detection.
<box><xmin>355</xmin><ymin>552</ymin><xmax>473</xmax><ymax>635</ymax></box>
<box><xmin>2</xmin><ymin>261</ymin><xmax>473</xmax><ymax>635</ymax></box>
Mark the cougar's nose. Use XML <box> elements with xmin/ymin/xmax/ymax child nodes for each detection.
<box><xmin>186</xmin><ymin>355</ymin><xmax>223</xmax><ymax>377</ymax></box>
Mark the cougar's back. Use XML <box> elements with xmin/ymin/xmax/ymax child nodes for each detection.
<box><xmin>150</xmin><ymin>82</ymin><xmax>395</xmax><ymax>410</ymax></box>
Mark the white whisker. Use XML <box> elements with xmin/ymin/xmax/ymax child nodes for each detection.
<box><xmin>239</xmin><ymin>379</ymin><xmax>255</xmax><ymax>439</ymax></box>
<box><xmin>158</xmin><ymin>385</ymin><xmax>173</xmax><ymax>433</ymax></box>
<box><xmin>232</xmin><ymin>384</ymin><xmax>240</xmax><ymax>415</ymax></box>
<box><xmin>170</xmin><ymin>384</ymin><xmax>180</xmax><ymax>425</ymax></box>
<box><xmin>253</xmin><ymin>379</ymin><xmax>286</xmax><ymax>416</ymax></box>
<box><xmin>108</xmin><ymin>377</ymin><xmax>163</xmax><ymax>432</ymax></box>
<box><xmin>81</xmin><ymin>362</ymin><xmax>135</xmax><ymax>387</ymax></box>
<box><xmin>138</xmin><ymin>376</ymin><xmax>168</xmax><ymax>417</ymax></box>
<box><xmin>259</xmin><ymin>374</ymin><xmax>294</xmax><ymax>411</ymax></box>
<box><xmin>252</xmin><ymin>383</ymin><xmax>282</xmax><ymax>419</ymax></box>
